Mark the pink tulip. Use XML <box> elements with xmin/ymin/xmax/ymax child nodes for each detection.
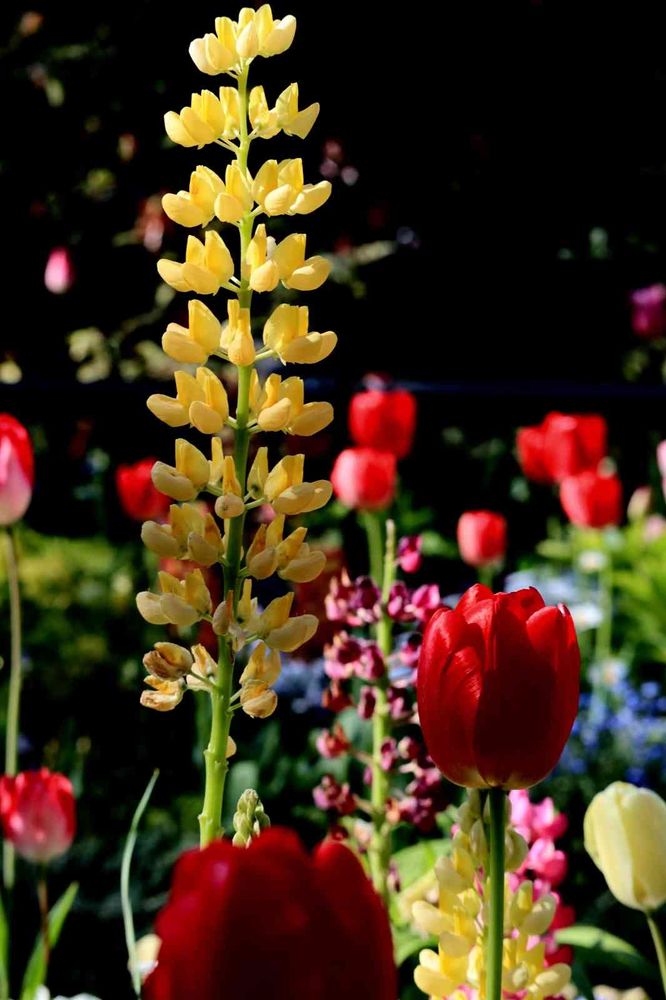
<box><xmin>0</xmin><ymin>415</ymin><xmax>34</xmax><ymax>526</ymax></box>
<box><xmin>44</xmin><ymin>247</ymin><xmax>75</xmax><ymax>294</ymax></box>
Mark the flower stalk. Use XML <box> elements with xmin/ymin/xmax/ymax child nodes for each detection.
<box><xmin>647</xmin><ymin>914</ymin><xmax>666</xmax><ymax>994</ymax></box>
<box><xmin>486</xmin><ymin>787</ymin><xmax>507</xmax><ymax>1000</ymax></box>
<box><xmin>3</xmin><ymin>527</ymin><xmax>22</xmax><ymax>893</ymax></box>
<box><xmin>364</xmin><ymin>514</ymin><xmax>396</xmax><ymax>903</ymax></box>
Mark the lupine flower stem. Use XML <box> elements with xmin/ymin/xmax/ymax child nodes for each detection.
<box><xmin>647</xmin><ymin>914</ymin><xmax>666</xmax><ymax>995</ymax></box>
<box><xmin>365</xmin><ymin>515</ymin><xmax>396</xmax><ymax>903</ymax></box>
<box><xmin>2</xmin><ymin>527</ymin><xmax>22</xmax><ymax>893</ymax></box>
<box><xmin>486</xmin><ymin>787</ymin><xmax>506</xmax><ymax>1000</ymax></box>
<box><xmin>198</xmin><ymin>67</ymin><xmax>254</xmax><ymax>848</ymax></box>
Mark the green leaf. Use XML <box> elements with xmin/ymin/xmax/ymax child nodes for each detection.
<box><xmin>20</xmin><ymin>881</ymin><xmax>79</xmax><ymax>1000</ymax></box>
<box><xmin>392</xmin><ymin>923</ymin><xmax>433</xmax><ymax>966</ymax></box>
<box><xmin>122</xmin><ymin>769</ymin><xmax>160</xmax><ymax>997</ymax></box>
<box><xmin>555</xmin><ymin>924</ymin><xmax>659</xmax><ymax>980</ymax></box>
<box><xmin>571</xmin><ymin>957</ymin><xmax>595</xmax><ymax>1000</ymax></box>
<box><xmin>392</xmin><ymin>839</ymin><xmax>450</xmax><ymax>889</ymax></box>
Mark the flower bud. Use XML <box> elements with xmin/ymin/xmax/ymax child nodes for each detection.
<box><xmin>141</xmin><ymin>520</ymin><xmax>180</xmax><ymax>558</ymax></box>
<box><xmin>143</xmin><ymin>642</ymin><xmax>193</xmax><ymax>680</ymax></box>
<box><xmin>140</xmin><ymin>676</ymin><xmax>184</xmax><ymax>712</ymax></box>
<box><xmin>215</xmin><ymin>494</ymin><xmax>245</xmax><ymax>518</ymax></box>
<box><xmin>265</xmin><ymin>613</ymin><xmax>318</xmax><ymax>652</ymax></box>
<box><xmin>584</xmin><ymin>781</ymin><xmax>666</xmax><ymax>912</ymax></box>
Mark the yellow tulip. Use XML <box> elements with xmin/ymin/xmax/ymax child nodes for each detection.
<box><xmin>584</xmin><ymin>781</ymin><xmax>666</xmax><ymax>912</ymax></box>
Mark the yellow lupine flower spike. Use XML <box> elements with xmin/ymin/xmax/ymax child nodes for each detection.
<box><xmin>164</xmin><ymin>87</ymin><xmax>241</xmax><ymax>148</ymax></box>
<box><xmin>162</xmin><ymin>166</ymin><xmax>224</xmax><ymax>227</ymax></box>
<box><xmin>162</xmin><ymin>299</ymin><xmax>222</xmax><ymax>365</ymax></box>
<box><xmin>263</xmin><ymin>304</ymin><xmax>337</xmax><ymax>364</ymax></box>
<box><xmin>157</xmin><ymin>231</ymin><xmax>234</xmax><ymax>295</ymax></box>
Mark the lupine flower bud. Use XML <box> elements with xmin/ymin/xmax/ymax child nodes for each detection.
<box><xmin>164</xmin><ymin>88</ymin><xmax>240</xmax><ymax>148</ymax></box>
<box><xmin>162</xmin><ymin>165</ymin><xmax>224</xmax><ymax>227</ymax></box>
<box><xmin>141</xmin><ymin>676</ymin><xmax>185</xmax><ymax>712</ymax></box>
<box><xmin>143</xmin><ymin>642</ymin><xmax>193</xmax><ymax>680</ymax></box>
<box><xmin>263</xmin><ymin>303</ymin><xmax>337</xmax><ymax>364</ymax></box>
<box><xmin>232</xmin><ymin>788</ymin><xmax>271</xmax><ymax>846</ymax></box>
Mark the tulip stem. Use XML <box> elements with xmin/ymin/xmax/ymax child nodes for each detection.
<box><xmin>2</xmin><ymin>527</ymin><xmax>22</xmax><ymax>893</ymax></box>
<box><xmin>199</xmin><ymin>64</ymin><xmax>256</xmax><ymax>846</ymax></box>
<box><xmin>37</xmin><ymin>867</ymin><xmax>50</xmax><ymax>978</ymax></box>
<box><xmin>486</xmin><ymin>787</ymin><xmax>506</xmax><ymax>1000</ymax></box>
<box><xmin>647</xmin><ymin>914</ymin><xmax>666</xmax><ymax>996</ymax></box>
<box><xmin>366</xmin><ymin>515</ymin><xmax>396</xmax><ymax>904</ymax></box>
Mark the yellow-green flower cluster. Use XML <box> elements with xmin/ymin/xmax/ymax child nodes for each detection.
<box><xmin>136</xmin><ymin>4</ymin><xmax>334</xmax><ymax>761</ymax></box>
<box><xmin>412</xmin><ymin>792</ymin><xmax>571</xmax><ymax>999</ymax></box>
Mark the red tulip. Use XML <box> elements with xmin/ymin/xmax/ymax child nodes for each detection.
<box><xmin>349</xmin><ymin>387</ymin><xmax>416</xmax><ymax>459</ymax></box>
<box><xmin>0</xmin><ymin>414</ymin><xmax>34</xmax><ymax>526</ymax></box>
<box><xmin>331</xmin><ymin>448</ymin><xmax>396</xmax><ymax>511</ymax></box>
<box><xmin>0</xmin><ymin>769</ymin><xmax>76</xmax><ymax>864</ymax></box>
<box><xmin>559</xmin><ymin>469</ymin><xmax>622</xmax><ymax>528</ymax></box>
<box><xmin>457</xmin><ymin>511</ymin><xmax>507</xmax><ymax>567</ymax></box>
<box><xmin>144</xmin><ymin>828</ymin><xmax>396</xmax><ymax>1000</ymax></box>
<box><xmin>116</xmin><ymin>458</ymin><xmax>171</xmax><ymax>521</ymax></box>
<box><xmin>631</xmin><ymin>284</ymin><xmax>666</xmax><ymax>339</ymax></box>
<box><xmin>517</xmin><ymin>412</ymin><xmax>607</xmax><ymax>484</ymax></box>
<box><xmin>417</xmin><ymin>584</ymin><xmax>580</xmax><ymax>789</ymax></box>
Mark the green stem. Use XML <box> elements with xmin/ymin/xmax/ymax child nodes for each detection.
<box><xmin>199</xmin><ymin>640</ymin><xmax>234</xmax><ymax>847</ymax></box>
<box><xmin>3</xmin><ymin>527</ymin><xmax>22</xmax><ymax>893</ymax></box>
<box><xmin>366</xmin><ymin>516</ymin><xmax>396</xmax><ymax>904</ymax></box>
<box><xmin>478</xmin><ymin>564</ymin><xmax>495</xmax><ymax>589</ymax></box>
<box><xmin>647</xmin><ymin>914</ymin><xmax>666</xmax><ymax>997</ymax></box>
<box><xmin>37</xmin><ymin>867</ymin><xmax>50</xmax><ymax>980</ymax></box>
<box><xmin>198</xmin><ymin>62</ymin><xmax>256</xmax><ymax>846</ymax></box>
<box><xmin>486</xmin><ymin>787</ymin><xmax>506</xmax><ymax>1000</ymax></box>
<box><xmin>362</xmin><ymin>510</ymin><xmax>385</xmax><ymax>585</ymax></box>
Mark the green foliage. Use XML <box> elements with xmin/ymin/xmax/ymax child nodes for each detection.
<box><xmin>20</xmin><ymin>882</ymin><xmax>79</xmax><ymax>1000</ymax></box>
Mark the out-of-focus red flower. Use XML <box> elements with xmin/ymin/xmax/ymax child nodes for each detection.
<box><xmin>559</xmin><ymin>469</ymin><xmax>622</xmax><ymax>528</ymax></box>
<box><xmin>517</xmin><ymin>412</ymin><xmax>607</xmax><ymax>484</ymax></box>
<box><xmin>456</xmin><ymin>510</ymin><xmax>507</xmax><ymax>567</ymax></box>
<box><xmin>331</xmin><ymin>448</ymin><xmax>396</xmax><ymax>511</ymax></box>
<box><xmin>0</xmin><ymin>414</ymin><xmax>34</xmax><ymax>526</ymax></box>
<box><xmin>349</xmin><ymin>387</ymin><xmax>416</xmax><ymax>459</ymax></box>
<box><xmin>417</xmin><ymin>585</ymin><xmax>579</xmax><ymax>789</ymax></box>
<box><xmin>631</xmin><ymin>283</ymin><xmax>666</xmax><ymax>339</ymax></box>
<box><xmin>44</xmin><ymin>247</ymin><xmax>75</xmax><ymax>294</ymax></box>
<box><xmin>0</xmin><ymin>769</ymin><xmax>75</xmax><ymax>864</ymax></box>
<box><xmin>144</xmin><ymin>828</ymin><xmax>396</xmax><ymax>1000</ymax></box>
<box><xmin>116</xmin><ymin>458</ymin><xmax>171</xmax><ymax>521</ymax></box>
